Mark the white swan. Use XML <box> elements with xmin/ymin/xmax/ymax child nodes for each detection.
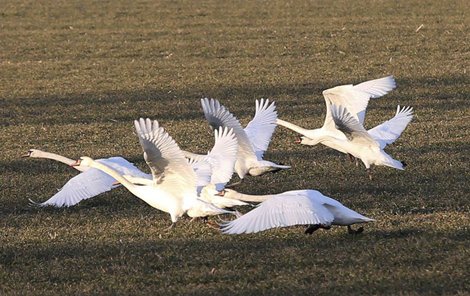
<box><xmin>219</xmin><ymin>189</ymin><xmax>374</xmax><ymax>235</ymax></box>
<box><xmin>198</xmin><ymin>98</ymin><xmax>290</xmax><ymax>184</ymax></box>
<box><xmin>73</xmin><ymin>118</ymin><xmax>234</xmax><ymax>227</ymax></box>
<box><xmin>23</xmin><ymin>149</ymin><xmax>148</xmax><ymax>207</ymax></box>
<box><xmin>328</xmin><ymin>104</ymin><xmax>410</xmax><ymax>178</ymax></box>
<box><xmin>276</xmin><ymin>76</ymin><xmax>397</xmax><ymax>151</ymax></box>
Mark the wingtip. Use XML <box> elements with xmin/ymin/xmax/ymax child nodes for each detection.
<box><xmin>28</xmin><ymin>198</ymin><xmax>45</xmax><ymax>208</ymax></box>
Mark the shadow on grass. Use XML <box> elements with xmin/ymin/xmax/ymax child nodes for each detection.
<box><xmin>2</xmin><ymin>74</ymin><xmax>468</xmax><ymax>127</ymax></box>
<box><xmin>1</xmin><ymin>216</ymin><xmax>467</xmax><ymax>294</ymax></box>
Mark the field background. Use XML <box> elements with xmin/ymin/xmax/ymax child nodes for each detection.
<box><xmin>1</xmin><ymin>0</ymin><xmax>469</xmax><ymax>294</ymax></box>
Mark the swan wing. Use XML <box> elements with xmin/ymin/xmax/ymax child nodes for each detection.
<box><xmin>201</xmin><ymin>98</ymin><xmax>257</xmax><ymax>162</ymax></box>
<box><xmin>31</xmin><ymin>168</ymin><xmax>118</xmax><ymax>207</ymax></box>
<box><xmin>31</xmin><ymin>157</ymin><xmax>149</xmax><ymax>207</ymax></box>
<box><xmin>244</xmin><ymin>99</ymin><xmax>277</xmax><ymax>159</ymax></box>
<box><xmin>330</xmin><ymin>104</ymin><xmax>374</xmax><ymax>142</ymax></box>
<box><xmin>134</xmin><ymin>118</ymin><xmax>196</xmax><ymax>192</ymax></box>
<box><xmin>322</xmin><ymin>76</ymin><xmax>396</xmax><ymax>129</ymax></box>
<box><xmin>368</xmin><ymin>106</ymin><xmax>414</xmax><ymax>149</ymax></box>
<box><xmin>187</xmin><ymin>158</ymin><xmax>212</xmax><ymax>195</ymax></box>
<box><xmin>220</xmin><ymin>194</ymin><xmax>334</xmax><ymax>234</ymax></box>
<box><xmin>207</xmin><ymin>127</ymin><xmax>238</xmax><ymax>190</ymax></box>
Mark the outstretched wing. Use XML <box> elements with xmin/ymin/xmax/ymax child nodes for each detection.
<box><xmin>220</xmin><ymin>193</ymin><xmax>334</xmax><ymax>234</ymax></box>
<box><xmin>134</xmin><ymin>118</ymin><xmax>196</xmax><ymax>192</ymax></box>
<box><xmin>31</xmin><ymin>157</ymin><xmax>148</xmax><ymax>207</ymax></box>
<box><xmin>368</xmin><ymin>106</ymin><xmax>414</xmax><ymax>149</ymax></box>
<box><xmin>201</xmin><ymin>98</ymin><xmax>257</xmax><ymax>163</ymax></box>
<box><xmin>206</xmin><ymin>127</ymin><xmax>238</xmax><ymax>190</ymax></box>
<box><xmin>30</xmin><ymin>168</ymin><xmax>117</xmax><ymax>207</ymax></box>
<box><xmin>330</xmin><ymin>104</ymin><xmax>376</xmax><ymax>145</ymax></box>
<box><xmin>187</xmin><ymin>157</ymin><xmax>212</xmax><ymax>195</ymax></box>
<box><xmin>322</xmin><ymin>76</ymin><xmax>396</xmax><ymax>129</ymax></box>
<box><xmin>244</xmin><ymin>99</ymin><xmax>277</xmax><ymax>159</ymax></box>
<box><xmin>184</xmin><ymin>127</ymin><xmax>238</xmax><ymax>192</ymax></box>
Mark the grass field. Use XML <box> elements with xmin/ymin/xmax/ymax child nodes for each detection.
<box><xmin>1</xmin><ymin>0</ymin><xmax>469</xmax><ymax>294</ymax></box>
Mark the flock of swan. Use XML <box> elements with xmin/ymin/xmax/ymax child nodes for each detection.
<box><xmin>25</xmin><ymin>75</ymin><xmax>413</xmax><ymax>235</ymax></box>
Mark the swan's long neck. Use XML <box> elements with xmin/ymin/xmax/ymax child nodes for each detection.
<box><xmin>35</xmin><ymin>151</ymin><xmax>76</xmax><ymax>166</ymax></box>
<box><xmin>276</xmin><ymin>119</ymin><xmax>310</xmax><ymax>136</ymax></box>
<box><xmin>226</xmin><ymin>191</ymin><xmax>273</xmax><ymax>203</ymax></box>
<box><xmin>87</xmin><ymin>160</ymin><xmax>137</xmax><ymax>192</ymax></box>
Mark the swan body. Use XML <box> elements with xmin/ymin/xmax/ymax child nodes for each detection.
<box><xmin>200</xmin><ymin>98</ymin><xmax>290</xmax><ymax>180</ymax></box>
<box><xmin>24</xmin><ymin>149</ymin><xmax>149</xmax><ymax>207</ymax></box>
<box><xmin>276</xmin><ymin>75</ymin><xmax>397</xmax><ymax>148</ymax></box>
<box><xmin>220</xmin><ymin>189</ymin><xmax>374</xmax><ymax>234</ymax></box>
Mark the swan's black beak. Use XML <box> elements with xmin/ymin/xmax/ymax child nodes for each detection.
<box><xmin>22</xmin><ymin>151</ymin><xmax>32</xmax><ymax>158</ymax></box>
<box><xmin>215</xmin><ymin>190</ymin><xmax>225</xmax><ymax>197</ymax></box>
<box><xmin>294</xmin><ymin>137</ymin><xmax>302</xmax><ymax>144</ymax></box>
<box><xmin>70</xmin><ymin>159</ymin><xmax>81</xmax><ymax>167</ymax></box>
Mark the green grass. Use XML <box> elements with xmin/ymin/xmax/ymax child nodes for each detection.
<box><xmin>1</xmin><ymin>0</ymin><xmax>469</xmax><ymax>294</ymax></box>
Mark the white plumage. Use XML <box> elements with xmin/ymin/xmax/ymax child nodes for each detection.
<box><xmin>75</xmin><ymin>118</ymin><xmax>234</xmax><ymax>227</ymax></box>
<box><xmin>24</xmin><ymin>149</ymin><xmax>148</xmax><ymax>207</ymax></box>
<box><xmin>220</xmin><ymin>190</ymin><xmax>374</xmax><ymax>235</ymax></box>
<box><xmin>277</xmin><ymin>76</ymin><xmax>397</xmax><ymax>147</ymax></box>
<box><xmin>201</xmin><ymin>98</ymin><xmax>290</xmax><ymax>180</ymax></box>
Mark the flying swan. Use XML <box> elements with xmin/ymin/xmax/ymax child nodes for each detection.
<box><xmin>218</xmin><ymin>189</ymin><xmax>374</xmax><ymax>235</ymax></box>
<box><xmin>186</xmin><ymin>98</ymin><xmax>290</xmax><ymax>185</ymax></box>
<box><xmin>23</xmin><ymin>149</ymin><xmax>148</xmax><ymax>207</ymax></box>
<box><xmin>276</xmin><ymin>76</ymin><xmax>398</xmax><ymax>153</ymax></box>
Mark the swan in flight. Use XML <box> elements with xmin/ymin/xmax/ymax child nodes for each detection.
<box><xmin>193</xmin><ymin>98</ymin><xmax>290</xmax><ymax>185</ymax></box>
<box><xmin>328</xmin><ymin>104</ymin><xmax>410</xmax><ymax>178</ymax></box>
<box><xmin>277</xmin><ymin>76</ymin><xmax>397</xmax><ymax>152</ymax></box>
<box><xmin>219</xmin><ymin>189</ymin><xmax>374</xmax><ymax>235</ymax></box>
<box><xmin>23</xmin><ymin>149</ymin><xmax>148</xmax><ymax>207</ymax></box>
<box><xmin>73</xmin><ymin>118</ymin><xmax>235</xmax><ymax>228</ymax></box>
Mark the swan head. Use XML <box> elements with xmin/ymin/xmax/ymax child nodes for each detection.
<box><xmin>201</xmin><ymin>184</ymin><xmax>218</xmax><ymax>197</ymax></box>
<box><xmin>72</xmin><ymin>156</ymin><xmax>94</xmax><ymax>167</ymax></box>
<box><xmin>215</xmin><ymin>188</ymin><xmax>238</xmax><ymax>198</ymax></box>
<box><xmin>201</xmin><ymin>184</ymin><xmax>227</xmax><ymax>198</ymax></box>
<box><xmin>22</xmin><ymin>149</ymin><xmax>43</xmax><ymax>158</ymax></box>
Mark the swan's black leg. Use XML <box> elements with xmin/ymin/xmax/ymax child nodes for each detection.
<box><xmin>305</xmin><ymin>224</ymin><xmax>321</xmax><ymax>234</ymax></box>
<box><xmin>305</xmin><ymin>224</ymin><xmax>331</xmax><ymax>235</ymax></box>
<box><xmin>366</xmin><ymin>168</ymin><xmax>373</xmax><ymax>180</ymax></box>
<box><xmin>347</xmin><ymin>225</ymin><xmax>364</xmax><ymax>235</ymax></box>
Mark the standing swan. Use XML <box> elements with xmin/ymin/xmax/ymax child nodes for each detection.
<box><xmin>195</xmin><ymin>98</ymin><xmax>290</xmax><ymax>185</ymax></box>
<box><xmin>24</xmin><ymin>149</ymin><xmax>148</xmax><ymax>207</ymax></box>
<box><xmin>219</xmin><ymin>189</ymin><xmax>374</xmax><ymax>235</ymax></box>
<box><xmin>73</xmin><ymin>118</ymin><xmax>234</xmax><ymax>228</ymax></box>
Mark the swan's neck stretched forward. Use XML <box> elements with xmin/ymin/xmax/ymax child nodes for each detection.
<box><xmin>224</xmin><ymin>191</ymin><xmax>274</xmax><ymax>203</ymax></box>
<box><xmin>276</xmin><ymin>119</ymin><xmax>311</xmax><ymax>136</ymax></box>
<box><xmin>84</xmin><ymin>159</ymin><xmax>139</xmax><ymax>193</ymax></box>
<box><xmin>35</xmin><ymin>150</ymin><xmax>89</xmax><ymax>172</ymax></box>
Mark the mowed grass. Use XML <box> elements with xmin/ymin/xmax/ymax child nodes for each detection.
<box><xmin>1</xmin><ymin>0</ymin><xmax>469</xmax><ymax>294</ymax></box>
